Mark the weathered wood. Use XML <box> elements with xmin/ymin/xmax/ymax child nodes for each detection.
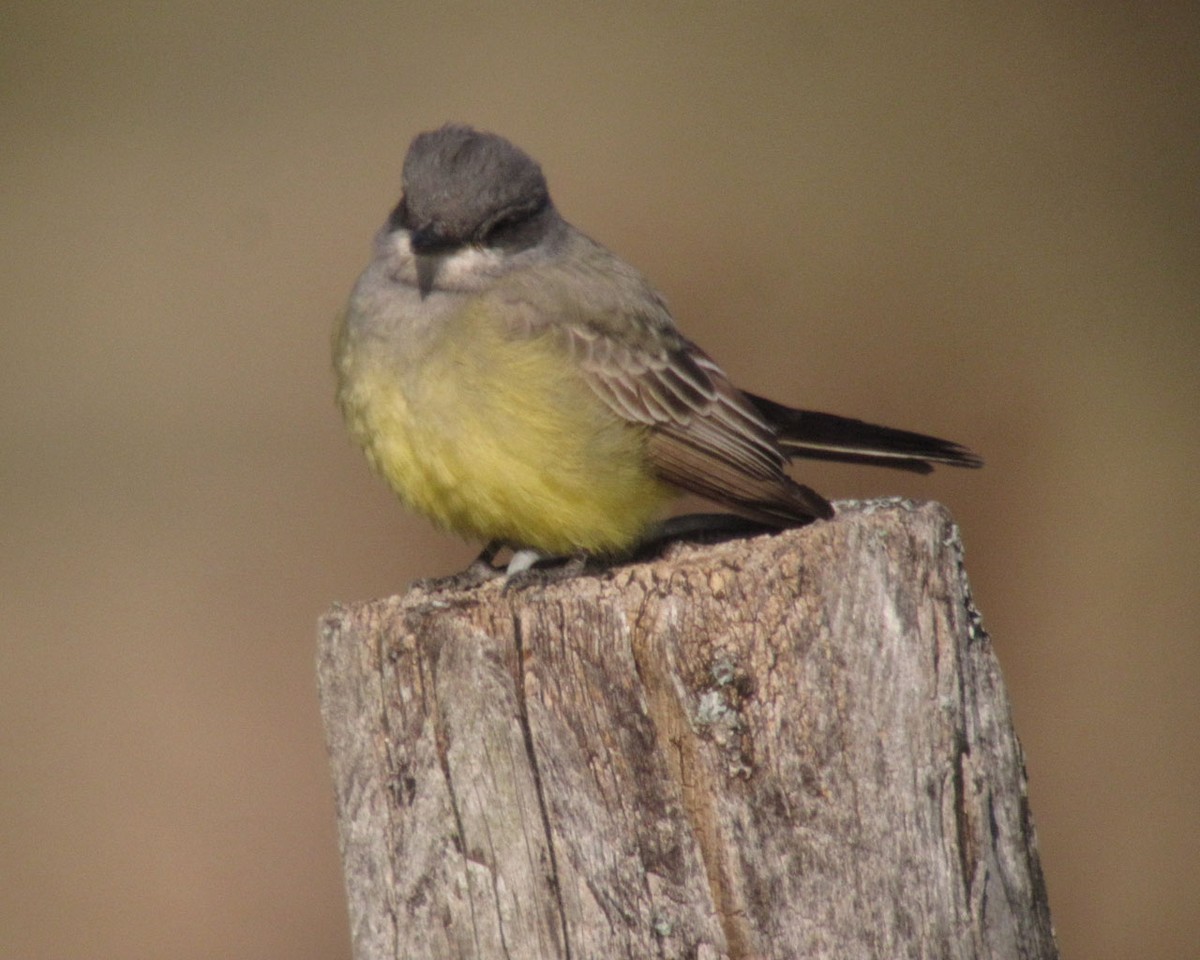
<box><xmin>317</xmin><ymin>500</ymin><xmax>1056</xmax><ymax>959</ymax></box>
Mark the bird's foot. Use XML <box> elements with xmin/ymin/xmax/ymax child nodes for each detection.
<box><xmin>412</xmin><ymin>541</ymin><xmax>506</xmax><ymax>593</ymax></box>
<box><xmin>501</xmin><ymin>552</ymin><xmax>590</xmax><ymax>594</ymax></box>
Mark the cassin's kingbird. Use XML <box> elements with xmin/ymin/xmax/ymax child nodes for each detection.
<box><xmin>334</xmin><ymin>124</ymin><xmax>981</xmax><ymax>571</ymax></box>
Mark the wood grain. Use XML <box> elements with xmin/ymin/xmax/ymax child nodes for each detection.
<box><xmin>318</xmin><ymin>500</ymin><xmax>1056</xmax><ymax>959</ymax></box>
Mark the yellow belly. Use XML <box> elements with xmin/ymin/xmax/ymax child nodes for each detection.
<box><xmin>335</xmin><ymin>306</ymin><xmax>674</xmax><ymax>555</ymax></box>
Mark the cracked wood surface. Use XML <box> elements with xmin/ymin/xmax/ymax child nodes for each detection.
<box><xmin>317</xmin><ymin>500</ymin><xmax>1057</xmax><ymax>959</ymax></box>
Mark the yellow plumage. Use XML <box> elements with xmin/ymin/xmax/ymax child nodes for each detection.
<box><xmin>334</xmin><ymin>301</ymin><xmax>674</xmax><ymax>556</ymax></box>
<box><xmin>334</xmin><ymin>125</ymin><xmax>980</xmax><ymax>565</ymax></box>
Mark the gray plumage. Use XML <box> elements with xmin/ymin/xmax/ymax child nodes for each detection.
<box><xmin>354</xmin><ymin>123</ymin><xmax>980</xmax><ymax>531</ymax></box>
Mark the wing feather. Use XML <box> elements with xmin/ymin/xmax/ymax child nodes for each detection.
<box><xmin>563</xmin><ymin>324</ymin><xmax>832</xmax><ymax>521</ymax></box>
<box><xmin>488</xmin><ymin>235</ymin><xmax>833</xmax><ymax>523</ymax></box>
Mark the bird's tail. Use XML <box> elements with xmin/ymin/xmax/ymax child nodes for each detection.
<box><xmin>745</xmin><ymin>393</ymin><xmax>984</xmax><ymax>475</ymax></box>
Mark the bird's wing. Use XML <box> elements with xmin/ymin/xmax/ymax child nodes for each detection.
<box><xmin>563</xmin><ymin>318</ymin><xmax>833</xmax><ymax>523</ymax></box>
<box><xmin>490</xmin><ymin>238</ymin><xmax>832</xmax><ymax>523</ymax></box>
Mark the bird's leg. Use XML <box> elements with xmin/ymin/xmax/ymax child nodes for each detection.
<box><xmin>505</xmin><ymin>548</ymin><xmax>545</xmax><ymax>576</ymax></box>
<box><xmin>501</xmin><ymin>551</ymin><xmax>590</xmax><ymax>594</ymax></box>
<box><xmin>412</xmin><ymin>540</ymin><xmax>507</xmax><ymax>593</ymax></box>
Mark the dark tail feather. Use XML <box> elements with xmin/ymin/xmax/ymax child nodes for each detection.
<box><xmin>745</xmin><ymin>393</ymin><xmax>984</xmax><ymax>474</ymax></box>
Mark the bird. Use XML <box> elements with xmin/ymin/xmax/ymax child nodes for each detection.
<box><xmin>334</xmin><ymin>124</ymin><xmax>981</xmax><ymax>577</ymax></box>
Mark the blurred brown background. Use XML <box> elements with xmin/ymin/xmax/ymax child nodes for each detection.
<box><xmin>2</xmin><ymin>3</ymin><xmax>1196</xmax><ymax>958</ymax></box>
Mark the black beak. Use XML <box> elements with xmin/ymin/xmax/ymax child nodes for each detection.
<box><xmin>409</xmin><ymin>225</ymin><xmax>457</xmax><ymax>255</ymax></box>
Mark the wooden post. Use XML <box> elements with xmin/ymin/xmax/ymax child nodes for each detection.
<box><xmin>317</xmin><ymin>500</ymin><xmax>1057</xmax><ymax>959</ymax></box>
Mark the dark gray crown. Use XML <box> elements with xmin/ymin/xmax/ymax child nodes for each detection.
<box><xmin>398</xmin><ymin>125</ymin><xmax>551</xmax><ymax>246</ymax></box>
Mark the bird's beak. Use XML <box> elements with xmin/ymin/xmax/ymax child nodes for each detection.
<box><xmin>409</xmin><ymin>225</ymin><xmax>453</xmax><ymax>255</ymax></box>
<box><xmin>415</xmin><ymin>254</ymin><xmax>440</xmax><ymax>298</ymax></box>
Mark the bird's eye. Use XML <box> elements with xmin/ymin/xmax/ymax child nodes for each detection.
<box><xmin>387</xmin><ymin>197</ymin><xmax>411</xmax><ymax>232</ymax></box>
<box><xmin>481</xmin><ymin>211</ymin><xmax>524</xmax><ymax>245</ymax></box>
